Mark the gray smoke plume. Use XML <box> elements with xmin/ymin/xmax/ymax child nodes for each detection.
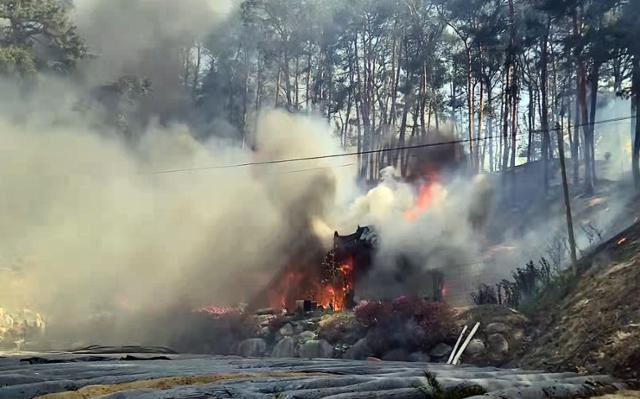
<box><xmin>0</xmin><ymin>77</ymin><xmax>353</xmax><ymax>346</ymax></box>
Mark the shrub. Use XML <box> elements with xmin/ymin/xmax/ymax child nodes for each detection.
<box><xmin>354</xmin><ymin>301</ymin><xmax>393</xmax><ymax>326</ymax></box>
<box><xmin>471</xmin><ymin>284</ymin><xmax>499</xmax><ymax>305</ymax></box>
<box><xmin>318</xmin><ymin>312</ymin><xmax>364</xmax><ymax>345</ymax></box>
<box><xmin>470</xmin><ymin>257</ymin><xmax>559</xmax><ymax>310</ymax></box>
<box><xmin>354</xmin><ymin>297</ymin><xmax>456</xmax><ymax>352</ymax></box>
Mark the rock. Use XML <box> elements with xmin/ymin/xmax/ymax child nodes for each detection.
<box><xmin>254</xmin><ymin>308</ymin><xmax>277</xmax><ymax>316</ymax></box>
<box><xmin>300</xmin><ymin>320</ymin><xmax>317</xmax><ymax>331</ymax></box>
<box><xmin>299</xmin><ymin>339</ymin><xmax>334</xmax><ymax>359</ymax></box>
<box><xmin>408</xmin><ymin>352</ymin><xmax>431</xmax><ymax>363</ymax></box>
<box><xmin>344</xmin><ymin>338</ymin><xmax>373</xmax><ymax>360</ymax></box>
<box><xmin>382</xmin><ymin>348</ymin><xmax>409</xmax><ymax>362</ymax></box>
<box><xmin>466</xmin><ymin>339</ymin><xmax>486</xmax><ymax>356</ymax></box>
<box><xmin>297</xmin><ymin>331</ymin><xmax>316</xmax><ymax>342</ymax></box>
<box><xmin>487</xmin><ymin>333</ymin><xmax>509</xmax><ymax>355</ymax></box>
<box><xmin>237</xmin><ymin>338</ymin><xmax>267</xmax><ymax>358</ymax></box>
<box><xmin>485</xmin><ymin>322</ymin><xmax>510</xmax><ymax>334</ymax></box>
<box><xmin>256</xmin><ymin>314</ymin><xmax>277</xmax><ymax>328</ymax></box>
<box><xmin>256</xmin><ymin>326</ymin><xmax>271</xmax><ymax>338</ymax></box>
<box><xmin>429</xmin><ymin>343</ymin><xmax>453</xmax><ymax>359</ymax></box>
<box><xmin>271</xmin><ymin>337</ymin><xmax>296</xmax><ymax>358</ymax></box>
<box><xmin>279</xmin><ymin>323</ymin><xmax>294</xmax><ymax>336</ymax></box>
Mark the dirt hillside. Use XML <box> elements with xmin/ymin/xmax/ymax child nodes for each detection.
<box><xmin>519</xmin><ymin>220</ymin><xmax>640</xmax><ymax>380</ymax></box>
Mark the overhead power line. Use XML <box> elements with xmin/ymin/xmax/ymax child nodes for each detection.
<box><xmin>152</xmin><ymin>115</ymin><xmax>637</xmax><ymax>175</ymax></box>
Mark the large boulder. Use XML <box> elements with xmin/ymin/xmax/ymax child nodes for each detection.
<box><xmin>297</xmin><ymin>331</ymin><xmax>317</xmax><ymax>342</ymax></box>
<box><xmin>279</xmin><ymin>323</ymin><xmax>294</xmax><ymax>337</ymax></box>
<box><xmin>237</xmin><ymin>338</ymin><xmax>267</xmax><ymax>358</ymax></box>
<box><xmin>455</xmin><ymin>305</ymin><xmax>530</xmax><ymax>366</ymax></box>
<box><xmin>466</xmin><ymin>339</ymin><xmax>486</xmax><ymax>356</ymax></box>
<box><xmin>299</xmin><ymin>339</ymin><xmax>334</xmax><ymax>359</ymax></box>
<box><xmin>485</xmin><ymin>322</ymin><xmax>510</xmax><ymax>334</ymax></box>
<box><xmin>487</xmin><ymin>333</ymin><xmax>509</xmax><ymax>355</ymax></box>
<box><xmin>272</xmin><ymin>337</ymin><xmax>296</xmax><ymax>358</ymax></box>
<box><xmin>344</xmin><ymin>338</ymin><xmax>374</xmax><ymax>360</ymax></box>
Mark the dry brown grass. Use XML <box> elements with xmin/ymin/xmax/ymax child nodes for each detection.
<box><xmin>519</xmin><ymin>222</ymin><xmax>640</xmax><ymax>379</ymax></box>
<box><xmin>35</xmin><ymin>371</ymin><xmax>329</xmax><ymax>399</ymax></box>
<box><xmin>596</xmin><ymin>391</ymin><xmax>640</xmax><ymax>398</ymax></box>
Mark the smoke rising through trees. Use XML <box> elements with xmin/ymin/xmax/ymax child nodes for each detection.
<box><xmin>1</xmin><ymin>0</ymin><xmax>639</xmax><ymax>347</ymax></box>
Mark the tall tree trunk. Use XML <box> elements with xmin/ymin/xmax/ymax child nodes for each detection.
<box><xmin>466</xmin><ymin>47</ymin><xmax>475</xmax><ymax>162</ymax></box>
<box><xmin>275</xmin><ymin>68</ymin><xmax>281</xmax><ymax>107</ymax></box>
<box><xmin>487</xmin><ymin>79</ymin><xmax>494</xmax><ymax>172</ymax></box>
<box><xmin>477</xmin><ymin>75</ymin><xmax>484</xmax><ymax>172</ymax></box>
<box><xmin>588</xmin><ymin>63</ymin><xmax>600</xmax><ymax>185</ymax></box>
<box><xmin>294</xmin><ymin>55</ymin><xmax>300</xmax><ymax>109</ymax></box>
<box><xmin>527</xmin><ymin>82</ymin><xmax>534</xmax><ymax>162</ymax></box>
<box><xmin>404</xmin><ymin>102</ymin><xmax>421</xmax><ymax>177</ymax></box>
<box><xmin>502</xmin><ymin>67</ymin><xmax>511</xmax><ymax>171</ymax></box>
<box><xmin>556</xmin><ymin>123</ymin><xmax>578</xmax><ymax>271</ymax></box>
<box><xmin>578</xmin><ymin>63</ymin><xmax>593</xmax><ymax>194</ymax></box>
<box><xmin>283</xmin><ymin>47</ymin><xmax>293</xmax><ymax>110</ymax></box>
<box><xmin>510</xmin><ymin>79</ymin><xmax>518</xmax><ymax>168</ymax></box>
<box><xmin>306</xmin><ymin>48</ymin><xmax>312</xmax><ymax>111</ymax></box>
<box><xmin>397</xmin><ymin>96</ymin><xmax>411</xmax><ymax>170</ymax></box>
<box><xmin>632</xmin><ymin>56</ymin><xmax>640</xmax><ymax>187</ymax></box>
<box><xmin>573</xmin><ymin>82</ymin><xmax>580</xmax><ymax>185</ymax></box>
<box><xmin>540</xmin><ymin>22</ymin><xmax>551</xmax><ymax>194</ymax></box>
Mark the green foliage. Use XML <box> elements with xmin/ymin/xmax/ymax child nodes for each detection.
<box><xmin>0</xmin><ymin>0</ymin><xmax>86</xmax><ymax>75</ymax></box>
<box><xmin>318</xmin><ymin>311</ymin><xmax>365</xmax><ymax>345</ymax></box>
<box><xmin>0</xmin><ymin>46</ymin><xmax>35</xmax><ymax>77</ymax></box>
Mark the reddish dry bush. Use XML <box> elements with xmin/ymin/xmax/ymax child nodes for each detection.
<box><xmin>354</xmin><ymin>301</ymin><xmax>393</xmax><ymax>326</ymax></box>
<box><xmin>412</xmin><ymin>300</ymin><xmax>456</xmax><ymax>348</ymax></box>
<box><xmin>354</xmin><ymin>297</ymin><xmax>456</xmax><ymax>352</ymax></box>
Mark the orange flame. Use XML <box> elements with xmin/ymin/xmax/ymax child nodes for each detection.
<box><xmin>318</xmin><ymin>258</ymin><xmax>354</xmax><ymax>311</ymax></box>
<box><xmin>266</xmin><ymin>256</ymin><xmax>355</xmax><ymax>312</ymax></box>
<box><xmin>405</xmin><ymin>182</ymin><xmax>442</xmax><ymax>222</ymax></box>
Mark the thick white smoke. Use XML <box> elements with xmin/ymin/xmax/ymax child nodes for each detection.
<box><xmin>336</xmin><ymin>167</ymin><xmax>495</xmax><ymax>301</ymax></box>
<box><xmin>0</xmin><ymin>79</ymin><xmax>355</xmax><ymax>345</ymax></box>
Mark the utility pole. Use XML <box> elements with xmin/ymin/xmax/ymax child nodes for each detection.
<box><xmin>556</xmin><ymin>122</ymin><xmax>578</xmax><ymax>273</ymax></box>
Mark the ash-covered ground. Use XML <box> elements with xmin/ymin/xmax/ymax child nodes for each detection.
<box><xmin>0</xmin><ymin>351</ymin><xmax>625</xmax><ymax>399</ymax></box>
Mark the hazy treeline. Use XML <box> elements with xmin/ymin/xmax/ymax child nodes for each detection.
<box><xmin>2</xmin><ymin>0</ymin><xmax>640</xmax><ymax>189</ymax></box>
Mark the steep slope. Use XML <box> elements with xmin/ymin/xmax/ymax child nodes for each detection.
<box><xmin>520</xmin><ymin>220</ymin><xmax>640</xmax><ymax>380</ymax></box>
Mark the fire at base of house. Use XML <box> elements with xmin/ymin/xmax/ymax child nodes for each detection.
<box><xmin>251</xmin><ymin>225</ymin><xmax>446</xmax><ymax>314</ymax></box>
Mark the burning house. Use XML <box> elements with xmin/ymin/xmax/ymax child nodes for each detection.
<box><xmin>318</xmin><ymin>226</ymin><xmax>377</xmax><ymax>311</ymax></box>
<box><xmin>250</xmin><ymin>222</ymin><xmax>451</xmax><ymax>313</ymax></box>
<box><xmin>249</xmin><ymin>226</ymin><xmax>377</xmax><ymax>313</ymax></box>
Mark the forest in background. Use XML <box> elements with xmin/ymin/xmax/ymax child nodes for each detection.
<box><xmin>2</xmin><ymin>0</ymin><xmax>640</xmax><ymax>191</ymax></box>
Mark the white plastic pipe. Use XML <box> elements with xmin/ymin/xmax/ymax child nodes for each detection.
<box><xmin>447</xmin><ymin>325</ymin><xmax>468</xmax><ymax>365</ymax></box>
<box><xmin>452</xmin><ymin>322</ymin><xmax>480</xmax><ymax>366</ymax></box>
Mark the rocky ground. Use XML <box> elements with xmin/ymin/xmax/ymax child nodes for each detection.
<box><xmin>217</xmin><ymin>303</ymin><xmax>531</xmax><ymax>370</ymax></box>
<box><xmin>0</xmin><ymin>351</ymin><xmax>626</xmax><ymax>399</ymax></box>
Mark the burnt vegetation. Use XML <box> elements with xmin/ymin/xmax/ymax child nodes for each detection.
<box><xmin>472</xmin><ymin>257</ymin><xmax>556</xmax><ymax>310</ymax></box>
